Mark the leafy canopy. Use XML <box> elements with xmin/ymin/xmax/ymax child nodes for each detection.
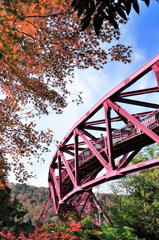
<box><xmin>71</xmin><ymin>0</ymin><xmax>159</xmax><ymax>35</ymax></box>
<box><xmin>0</xmin><ymin>0</ymin><xmax>132</xmax><ymax>183</ymax></box>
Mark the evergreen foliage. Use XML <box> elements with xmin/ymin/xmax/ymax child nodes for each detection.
<box><xmin>0</xmin><ymin>186</ymin><xmax>34</xmax><ymax>237</ymax></box>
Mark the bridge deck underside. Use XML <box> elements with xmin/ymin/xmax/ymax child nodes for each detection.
<box><xmin>62</xmin><ymin>125</ymin><xmax>159</xmax><ymax>197</ymax></box>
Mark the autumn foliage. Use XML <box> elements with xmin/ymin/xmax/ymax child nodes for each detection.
<box><xmin>0</xmin><ymin>0</ymin><xmax>132</xmax><ymax>183</ymax></box>
<box><xmin>0</xmin><ymin>151</ymin><xmax>10</xmax><ymax>189</ymax></box>
<box><xmin>9</xmin><ymin>183</ymin><xmax>57</xmax><ymax>224</ymax></box>
<box><xmin>0</xmin><ymin>221</ymin><xmax>84</xmax><ymax>240</ymax></box>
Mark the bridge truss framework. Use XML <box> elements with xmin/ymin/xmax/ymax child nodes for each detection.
<box><xmin>39</xmin><ymin>54</ymin><xmax>159</xmax><ymax>225</ymax></box>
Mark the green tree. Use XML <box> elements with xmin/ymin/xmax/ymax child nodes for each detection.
<box><xmin>72</xmin><ymin>0</ymin><xmax>159</xmax><ymax>35</ymax></box>
<box><xmin>0</xmin><ymin>186</ymin><xmax>33</xmax><ymax>236</ymax></box>
<box><xmin>108</xmin><ymin>144</ymin><xmax>159</xmax><ymax>240</ymax></box>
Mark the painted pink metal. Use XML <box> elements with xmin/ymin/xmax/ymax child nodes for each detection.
<box><xmin>39</xmin><ymin>54</ymin><xmax>159</xmax><ymax>225</ymax></box>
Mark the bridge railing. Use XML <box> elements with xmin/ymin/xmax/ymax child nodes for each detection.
<box><xmin>112</xmin><ymin>109</ymin><xmax>159</xmax><ymax>146</ymax></box>
<box><xmin>61</xmin><ymin>110</ymin><xmax>159</xmax><ymax>181</ymax></box>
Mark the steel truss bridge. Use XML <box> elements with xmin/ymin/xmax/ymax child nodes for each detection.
<box><xmin>39</xmin><ymin>54</ymin><xmax>159</xmax><ymax>225</ymax></box>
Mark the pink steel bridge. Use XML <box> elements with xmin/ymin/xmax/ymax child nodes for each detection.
<box><xmin>39</xmin><ymin>54</ymin><xmax>159</xmax><ymax>225</ymax></box>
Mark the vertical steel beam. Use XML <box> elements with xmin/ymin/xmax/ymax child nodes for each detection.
<box><xmin>103</xmin><ymin>102</ymin><xmax>115</xmax><ymax>171</ymax></box>
<box><xmin>74</xmin><ymin>130</ymin><xmax>79</xmax><ymax>186</ymax></box>
<box><xmin>58</xmin><ymin>154</ymin><xmax>63</xmax><ymax>199</ymax></box>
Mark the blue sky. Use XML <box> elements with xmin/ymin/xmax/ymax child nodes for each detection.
<box><xmin>8</xmin><ymin>1</ymin><xmax>159</xmax><ymax>188</ymax></box>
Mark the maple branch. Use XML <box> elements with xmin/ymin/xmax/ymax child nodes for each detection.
<box><xmin>0</xmin><ymin>11</ymin><xmax>74</xmax><ymax>22</ymax></box>
<box><xmin>14</xmin><ymin>28</ymin><xmax>38</xmax><ymax>41</ymax></box>
<box><xmin>1</xmin><ymin>58</ymin><xmax>66</xmax><ymax>113</ymax></box>
<box><xmin>2</xmin><ymin>60</ymin><xmax>38</xmax><ymax>95</ymax></box>
<box><xmin>24</xmin><ymin>11</ymin><xmax>74</xmax><ymax>19</ymax></box>
<box><xmin>24</xmin><ymin>18</ymin><xmax>41</xmax><ymax>33</ymax></box>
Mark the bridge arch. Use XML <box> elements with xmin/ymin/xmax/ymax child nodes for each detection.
<box><xmin>39</xmin><ymin>54</ymin><xmax>159</xmax><ymax>225</ymax></box>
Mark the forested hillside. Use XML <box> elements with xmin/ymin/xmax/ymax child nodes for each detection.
<box><xmin>8</xmin><ymin>182</ymin><xmax>114</xmax><ymax>225</ymax></box>
<box><xmin>8</xmin><ymin>182</ymin><xmax>58</xmax><ymax>224</ymax></box>
<box><xmin>5</xmin><ymin>145</ymin><xmax>159</xmax><ymax>239</ymax></box>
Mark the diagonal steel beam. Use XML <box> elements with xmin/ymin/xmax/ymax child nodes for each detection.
<box><xmin>103</xmin><ymin>102</ymin><xmax>115</xmax><ymax>171</ymax></box>
<box><xmin>92</xmin><ymin>193</ymin><xmax>112</xmax><ymax>226</ymax></box>
<box><xmin>75</xmin><ymin>128</ymin><xmax>109</xmax><ymax>171</ymax></box>
<box><xmin>152</xmin><ymin>61</ymin><xmax>159</xmax><ymax>87</ymax></box>
<box><xmin>64</xmin><ymin>150</ymin><xmax>75</xmax><ymax>157</ymax></box>
<box><xmin>117</xmin><ymin>148</ymin><xmax>142</xmax><ymax>169</ymax></box>
<box><xmin>79</xmin><ymin>193</ymin><xmax>90</xmax><ymax>218</ymax></box>
<box><xmin>116</xmin><ymin>97</ymin><xmax>159</xmax><ymax>109</ymax></box>
<box><xmin>50</xmin><ymin>151</ymin><xmax>58</xmax><ymax>168</ymax></box>
<box><xmin>80</xmin><ymin>128</ymin><xmax>97</xmax><ymax>141</ymax></box>
<box><xmin>59</xmin><ymin>150</ymin><xmax>76</xmax><ymax>187</ymax></box>
<box><xmin>50</xmin><ymin>167</ymin><xmax>61</xmax><ymax>201</ymax></box>
<box><xmin>49</xmin><ymin>181</ymin><xmax>58</xmax><ymax>213</ymax></box>
<box><xmin>84</xmin><ymin>112</ymin><xmax>152</xmax><ymax>126</ymax></box>
<box><xmin>75</xmin><ymin>192</ymin><xmax>87</xmax><ymax>207</ymax></box>
<box><xmin>117</xmin><ymin>87</ymin><xmax>159</xmax><ymax>98</ymax></box>
<box><xmin>40</xmin><ymin>205</ymin><xmax>55</xmax><ymax>223</ymax></box>
<box><xmin>83</xmin><ymin>125</ymin><xmax>107</xmax><ymax>131</ymax></box>
<box><xmin>118</xmin><ymin>153</ymin><xmax>129</xmax><ymax>167</ymax></box>
<box><xmin>39</xmin><ymin>194</ymin><xmax>51</xmax><ymax>222</ymax></box>
<box><xmin>107</xmin><ymin>99</ymin><xmax>159</xmax><ymax>144</ymax></box>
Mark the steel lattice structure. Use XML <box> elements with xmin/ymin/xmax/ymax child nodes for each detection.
<box><xmin>39</xmin><ymin>54</ymin><xmax>159</xmax><ymax>225</ymax></box>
